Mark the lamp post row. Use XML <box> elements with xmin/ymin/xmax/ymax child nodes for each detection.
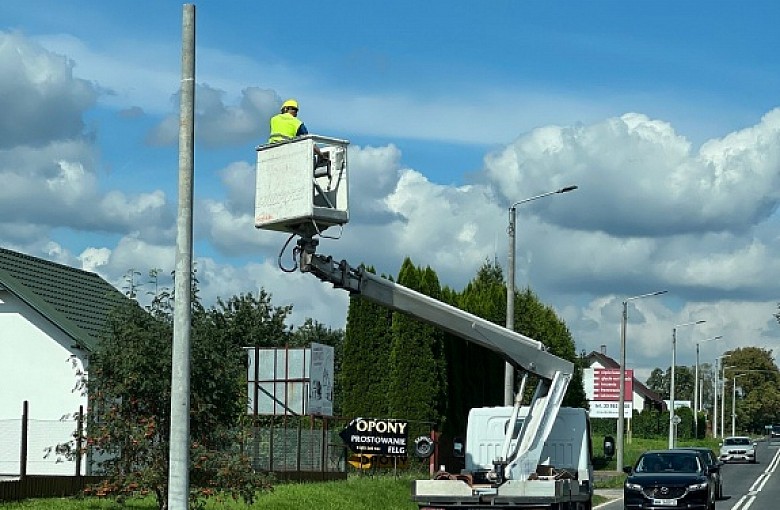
<box><xmin>720</xmin><ymin>368</ymin><xmax>774</xmax><ymax>436</ymax></box>
<box><xmin>505</xmin><ymin>186</ymin><xmax>733</xmax><ymax>459</ymax></box>
<box><xmin>619</xmin><ymin>312</ymin><xmax>718</xmax><ymax>470</ymax></box>
<box><xmin>713</xmin><ymin>354</ymin><xmax>731</xmax><ymax>439</ymax></box>
<box><xmin>669</xmin><ymin>320</ymin><xmax>706</xmax><ymax>449</ymax></box>
<box><xmin>694</xmin><ymin>336</ymin><xmax>722</xmax><ymax>436</ymax></box>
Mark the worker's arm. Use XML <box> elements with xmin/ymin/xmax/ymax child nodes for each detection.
<box><xmin>297</xmin><ymin>123</ymin><xmax>327</xmax><ymax>158</ymax></box>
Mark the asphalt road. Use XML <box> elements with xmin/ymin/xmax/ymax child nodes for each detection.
<box><xmin>597</xmin><ymin>439</ymin><xmax>780</xmax><ymax>510</ymax></box>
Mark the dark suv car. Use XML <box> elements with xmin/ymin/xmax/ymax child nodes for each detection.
<box><xmin>624</xmin><ymin>449</ymin><xmax>715</xmax><ymax>510</ymax></box>
<box><xmin>679</xmin><ymin>447</ymin><xmax>723</xmax><ymax>499</ymax></box>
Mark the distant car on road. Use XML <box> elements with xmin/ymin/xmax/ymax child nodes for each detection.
<box><xmin>771</xmin><ymin>425</ymin><xmax>780</xmax><ymax>439</ymax></box>
<box><xmin>679</xmin><ymin>447</ymin><xmax>723</xmax><ymax>499</ymax></box>
<box><xmin>623</xmin><ymin>449</ymin><xmax>716</xmax><ymax>510</ymax></box>
<box><xmin>719</xmin><ymin>436</ymin><xmax>757</xmax><ymax>463</ymax></box>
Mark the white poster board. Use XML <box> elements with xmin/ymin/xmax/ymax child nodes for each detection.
<box><xmin>308</xmin><ymin>343</ymin><xmax>334</xmax><ymax>416</ymax></box>
<box><xmin>589</xmin><ymin>400</ymin><xmax>633</xmax><ymax>419</ymax></box>
<box><xmin>245</xmin><ymin>343</ymin><xmax>335</xmax><ymax>416</ymax></box>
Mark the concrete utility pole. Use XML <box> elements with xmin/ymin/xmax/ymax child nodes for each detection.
<box><xmin>169</xmin><ymin>5</ymin><xmax>195</xmax><ymax>510</ymax></box>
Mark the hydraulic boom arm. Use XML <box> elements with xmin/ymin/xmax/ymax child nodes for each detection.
<box><xmin>297</xmin><ymin>239</ymin><xmax>574</xmax><ymax>480</ymax></box>
<box><xmin>301</xmin><ymin>250</ymin><xmax>571</xmax><ymax>378</ymax></box>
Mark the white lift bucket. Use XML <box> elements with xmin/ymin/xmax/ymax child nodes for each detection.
<box><xmin>255</xmin><ymin>135</ymin><xmax>349</xmax><ymax>237</ymax></box>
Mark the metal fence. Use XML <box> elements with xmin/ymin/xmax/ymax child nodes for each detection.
<box><xmin>1</xmin><ymin>403</ymin><xmax>444</xmax><ymax>500</ymax></box>
<box><xmin>2</xmin><ymin>402</ymin><xmax>347</xmax><ymax>482</ymax></box>
<box><xmin>0</xmin><ymin>402</ymin><xmax>84</xmax><ymax>477</ymax></box>
<box><xmin>246</xmin><ymin>415</ymin><xmax>348</xmax><ymax>480</ymax></box>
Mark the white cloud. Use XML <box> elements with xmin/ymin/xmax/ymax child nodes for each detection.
<box><xmin>195</xmin><ymin>257</ymin><xmax>350</xmax><ymax>329</ymax></box>
<box><xmin>2</xmin><ymin>27</ymin><xmax>780</xmax><ymax>382</ymax></box>
<box><xmin>147</xmin><ymin>85</ymin><xmax>280</xmax><ymax>148</ymax></box>
<box><xmin>0</xmin><ymin>32</ymin><xmax>98</xmax><ymax>148</ymax></box>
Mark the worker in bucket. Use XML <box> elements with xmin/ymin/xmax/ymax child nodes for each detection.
<box><xmin>268</xmin><ymin>99</ymin><xmax>328</xmax><ymax>167</ymax></box>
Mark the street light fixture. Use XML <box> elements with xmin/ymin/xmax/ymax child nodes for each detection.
<box><xmin>694</xmin><ymin>336</ymin><xmax>722</xmax><ymax>435</ymax></box>
<box><xmin>616</xmin><ymin>290</ymin><xmax>667</xmax><ymax>472</ymax></box>
<box><xmin>669</xmin><ymin>320</ymin><xmax>706</xmax><ymax>448</ymax></box>
<box><xmin>505</xmin><ymin>185</ymin><xmax>578</xmax><ymax>405</ymax></box>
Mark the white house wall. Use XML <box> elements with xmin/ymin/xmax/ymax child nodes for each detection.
<box><xmin>0</xmin><ymin>290</ymin><xmax>89</xmax><ymax>475</ymax></box>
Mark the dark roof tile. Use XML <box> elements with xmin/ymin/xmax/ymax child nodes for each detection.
<box><xmin>0</xmin><ymin>247</ymin><xmax>129</xmax><ymax>352</ymax></box>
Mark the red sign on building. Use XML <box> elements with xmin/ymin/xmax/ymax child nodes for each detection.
<box><xmin>593</xmin><ymin>368</ymin><xmax>633</xmax><ymax>401</ymax></box>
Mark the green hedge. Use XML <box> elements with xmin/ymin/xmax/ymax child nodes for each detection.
<box><xmin>591</xmin><ymin>407</ymin><xmax>708</xmax><ymax>440</ymax></box>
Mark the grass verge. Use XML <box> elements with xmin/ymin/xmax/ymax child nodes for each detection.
<box><xmin>0</xmin><ymin>475</ymin><xmax>419</xmax><ymax>510</ymax></box>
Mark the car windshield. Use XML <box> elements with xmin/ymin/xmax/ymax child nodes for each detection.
<box><xmin>724</xmin><ymin>437</ymin><xmax>751</xmax><ymax>446</ymax></box>
<box><xmin>636</xmin><ymin>453</ymin><xmax>701</xmax><ymax>473</ymax></box>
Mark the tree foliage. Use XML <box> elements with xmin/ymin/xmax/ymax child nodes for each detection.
<box><xmin>339</xmin><ymin>258</ymin><xmax>585</xmax><ymax>442</ymax></box>
<box><xmin>387</xmin><ymin>259</ymin><xmax>447</xmax><ymax>434</ymax></box>
<box><xmin>513</xmin><ymin>287</ymin><xmax>587</xmax><ymax>408</ymax></box>
<box><xmin>338</xmin><ymin>266</ymin><xmax>393</xmax><ymax>418</ymax></box>
<box><xmin>443</xmin><ymin>260</ymin><xmax>506</xmax><ymax>436</ymax></box>
<box><xmin>646</xmin><ymin>346</ymin><xmax>780</xmax><ymax>435</ymax></box>
<box><xmin>84</xmin><ymin>284</ymin><xmax>284</xmax><ymax>509</ymax></box>
<box><xmin>721</xmin><ymin>347</ymin><xmax>780</xmax><ymax>433</ymax></box>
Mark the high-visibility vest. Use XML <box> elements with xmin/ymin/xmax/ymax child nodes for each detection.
<box><xmin>268</xmin><ymin>113</ymin><xmax>302</xmax><ymax>143</ymax></box>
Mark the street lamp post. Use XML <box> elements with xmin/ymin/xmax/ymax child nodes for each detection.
<box><xmin>724</xmin><ymin>369</ymin><xmax>772</xmax><ymax>437</ymax></box>
<box><xmin>694</xmin><ymin>336</ymin><xmax>721</xmax><ymax>436</ymax></box>
<box><xmin>713</xmin><ymin>354</ymin><xmax>730</xmax><ymax>438</ymax></box>
<box><xmin>732</xmin><ymin>373</ymin><xmax>747</xmax><ymax>436</ymax></box>
<box><xmin>669</xmin><ymin>320</ymin><xmax>706</xmax><ymax>449</ymax></box>
<box><xmin>617</xmin><ymin>290</ymin><xmax>666</xmax><ymax>472</ymax></box>
<box><xmin>722</xmin><ymin>363</ymin><xmax>735</xmax><ymax>438</ymax></box>
<box><xmin>505</xmin><ymin>185</ymin><xmax>578</xmax><ymax>405</ymax></box>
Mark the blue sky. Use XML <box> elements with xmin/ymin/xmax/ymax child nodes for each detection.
<box><xmin>2</xmin><ymin>1</ymin><xmax>780</xmax><ymax>382</ymax></box>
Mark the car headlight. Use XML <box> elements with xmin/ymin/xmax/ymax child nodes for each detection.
<box><xmin>688</xmin><ymin>482</ymin><xmax>709</xmax><ymax>491</ymax></box>
<box><xmin>625</xmin><ymin>482</ymin><xmax>643</xmax><ymax>491</ymax></box>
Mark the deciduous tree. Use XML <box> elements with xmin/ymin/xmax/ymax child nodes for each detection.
<box><xmin>84</xmin><ymin>287</ymin><xmax>283</xmax><ymax>509</ymax></box>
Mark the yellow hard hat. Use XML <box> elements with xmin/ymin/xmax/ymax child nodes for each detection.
<box><xmin>281</xmin><ymin>99</ymin><xmax>299</xmax><ymax>112</ymax></box>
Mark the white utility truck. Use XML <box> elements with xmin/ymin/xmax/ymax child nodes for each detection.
<box><xmin>255</xmin><ymin>137</ymin><xmax>593</xmax><ymax>510</ymax></box>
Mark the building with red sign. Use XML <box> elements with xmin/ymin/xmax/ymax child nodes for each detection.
<box><xmin>582</xmin><ymin>347</ymin><xmax>666</xmax><ymax>418</ymax></box>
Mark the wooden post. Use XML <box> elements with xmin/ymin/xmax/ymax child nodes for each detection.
<box><xmin>429</xmin><ymin>427</ymin><xmax>436</xmax><ymax>476</ymax></box>
<box><xmin>320</xmin><ymin>417</ymin><xmax>327</xmax><ymax>476</ymax></box>
<box><xmin>75</xmin><ymin>405</ymin><xmax>83</xmax><ymax>476</ymax></box>
<box><xmin>269</xmin><ymin>414</ymin><xmax>275</xmax><ymax>471</ymax></box>
<box><xmin>20</xmin><ymin>400</ymin><xmax>28</xmax><ymax>479</ymax></box>
<box><xmin>296</xmin><ymin>416</ymin><xmax>302</xmax><ymax>471</ymax></box>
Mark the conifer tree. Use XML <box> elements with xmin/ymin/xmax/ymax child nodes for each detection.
<box><xmin>338</xmin><ymin>266</ymin><xmax>393</xmax><ymax>418</ymax></box>
<box><xmin>387</xmin><ymin>259</ymin><xmax>447</xmax><ymax>434</ymax></box>
<box><xmin>513</xmin><ymin>287</ymin><xmax>586</xmax><ymax>407</ymax></box>
<box><xmin>443</xmin><ymin>260</ymin><xmax>506</xmax><ymax>436</ymax></box>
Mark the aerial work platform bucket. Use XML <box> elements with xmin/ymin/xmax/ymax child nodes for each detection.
<box><xmin>255</xmin><ymin>135</ymin><xmax>349</xmax><ymax>237</ymax></box>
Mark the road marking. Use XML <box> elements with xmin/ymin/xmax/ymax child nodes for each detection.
<box><xmin>730</xmin><ymin>446</ymin><xmax>780</xmax><ymax>510</ymax></box>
